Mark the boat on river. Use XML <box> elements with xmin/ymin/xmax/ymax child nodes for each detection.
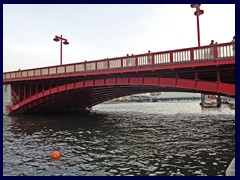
<box><xmin>200</xmin><ymin>94</ymin><xmax>218</xmax><ymax>108</ymax></box>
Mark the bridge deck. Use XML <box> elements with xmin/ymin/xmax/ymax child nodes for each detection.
<box><xmin>3</xmin><ymin>42</ymin><xmax>235</xmax><ymax>82</ymax></box>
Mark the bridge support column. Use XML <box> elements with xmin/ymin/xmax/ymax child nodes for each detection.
<box><xmin>200</xmin><ymin>93</ymin><xmax>204</xmax><ymax>106</ymax></box>
<box><xmin>3</xmin><ymin>84</ymin><xmax>12</xmax><ymax>115</ymax></box>
<box><xmin>217</xmin><ymin>95</ymin><xmax>221</xmax><ymax>108</ymax></box>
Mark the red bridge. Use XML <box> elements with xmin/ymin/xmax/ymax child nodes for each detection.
<box><xmin>3</xmin><ymin>42</ymin><xmax>235</xmax><ymax>114</ymax></box>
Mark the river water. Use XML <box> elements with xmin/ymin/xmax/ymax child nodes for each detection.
<box><xmin>3</xmin><ymin>101</ymin><xmax>235</xmax><ymax>176</ymax></box>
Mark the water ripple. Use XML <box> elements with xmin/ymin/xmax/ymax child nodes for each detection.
<box><xmin>3</xmin><ymin>102</ymin><xmax>235</xmax><ymax>176</ymax></box>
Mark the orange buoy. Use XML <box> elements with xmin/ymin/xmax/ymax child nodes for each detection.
<box><xmin>51</xmin><ymin>150</ymin><xmax>61</xmax><ymax>160</ymax></box>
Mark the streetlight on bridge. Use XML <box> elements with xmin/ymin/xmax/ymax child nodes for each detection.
<box><xmin>53</xmin><ymin>35</ymin><xmax>69</xmax><ymax>65</ymax></box>
<box><xmin>190</xmin><ymin>4</ymin><xmax>204</xmax><ymax>47</ymax></box>
<box><xmin>190</xmin><ymin>5</ymin><xmax>221</xmax><ymax>107</ymax></box>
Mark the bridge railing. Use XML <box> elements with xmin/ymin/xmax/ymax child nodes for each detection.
<box><xmin>3</xmin><ymin>42</ymin><xmax>235</xmax><ymax>80</ymax></box>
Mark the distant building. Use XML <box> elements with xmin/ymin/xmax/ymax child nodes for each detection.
<box><xmin>113</xmin><ymin>92</ymin><xmax>201</xmax><ymax>102</ymax></box>
<box><xmin>158</xmin><ymin>92</ymin><xmax>201</xmax><ymax>98</ymax></box>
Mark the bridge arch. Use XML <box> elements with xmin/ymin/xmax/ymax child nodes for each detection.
<box><xmin>9</xmin><ymin>76</ymin><xmax>234</xmax><ymax>114</ymax></box>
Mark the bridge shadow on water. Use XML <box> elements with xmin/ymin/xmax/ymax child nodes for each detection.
<box><xmin>8</xmin><ymin>111</ymin><xmax>115</xmax><ymax>135</ymax></box>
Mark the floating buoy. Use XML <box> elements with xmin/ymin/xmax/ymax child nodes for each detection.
<box><xmin>51</xmin><ymin>150</ymin><xmax>61</xmax><ymax>160</ymax></box>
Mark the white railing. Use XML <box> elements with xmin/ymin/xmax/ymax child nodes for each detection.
<box><xmin>3</xmin><ymin>42</ymin><xmax>235</xmax><ymax>80</ymax></box>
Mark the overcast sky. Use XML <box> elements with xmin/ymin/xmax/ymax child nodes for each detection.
<box><xmin>3</xmin><ymin>4</ymin><xmax>235</xmax><ymax>72</ymax></box>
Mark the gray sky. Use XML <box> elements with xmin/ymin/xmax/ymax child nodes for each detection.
<box><xmin>3</xmin><ymin>4</ymin><xmax>235</xmax><ymax>72</ymax></box>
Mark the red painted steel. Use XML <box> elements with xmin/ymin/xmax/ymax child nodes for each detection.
<box><xmin>3</xmin><ymin>42</ymin><xmax>234</xmax><ymax>82</ymax></box>
<box><xmin>8</xmin><ymin>76</ymin><xmax>234</xmax><ymax>114</ymax></box>
<box><xmin>3</xmin><ymin>42</ymin><xmax>235</xmax><ymax>114</ymax></box>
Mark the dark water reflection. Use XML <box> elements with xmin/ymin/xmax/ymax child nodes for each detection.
<box><xmin>3</xmin><ymin>102</ymin><xmax>235</xmax><ymax>176</ymax></box>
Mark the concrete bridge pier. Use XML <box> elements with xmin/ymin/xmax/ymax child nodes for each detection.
<box><xmin>217</xmin><ymin>95</ymin><xmax>221</xmax><ymax>108</ymax></box>
<box><xmin>3</xmin><ymin>84</ymin><xmax>12</xmax><ymax>115</ymax></box>
<box><xmin>226</xmin><ymin>158</ymin><xmax>235</xmax><ymax>176</ymax></box>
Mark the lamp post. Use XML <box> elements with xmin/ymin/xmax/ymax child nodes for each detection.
<box><xmin>53</xmin><ymin>35</ymin><xmax>69</xmax><ymax>65</ymax></box>
<box><xmin>190</xmin><ymin>4</ymin><xmax>204</xmax><ymax>47</ymax></box>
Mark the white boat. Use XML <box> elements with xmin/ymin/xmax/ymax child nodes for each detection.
<box><xmin>200</xmin><ymin>94</ymin><xmax>218</xmax><ymax>108</ymax></box>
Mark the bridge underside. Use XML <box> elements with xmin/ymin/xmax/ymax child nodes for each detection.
<box><xmin>7</xmin><ymin>60</ymin><xmax>235</xmax><ymax>114</ymax></box>
<box><xmin>10</xmin><ymin>85</ymin><xmax>198</xmax><ymax>114</ymax></box>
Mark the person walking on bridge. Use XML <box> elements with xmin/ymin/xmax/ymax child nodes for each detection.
<box><xmin>147</xmin><ymin>50</ymin><xmax>152</xmax><ymax>65</ymax></box>
<box><xmin>215</xmin><ymin>42</ymin><xmax>221</xmax><ymax>58</ymax></box>
<box><xmin>232</xmin><ymin>36</ymin><xmax>235</xmax><ymax>56</ymax></box>
<box><xmin>209</xmin><ymin>40</ymin><xmax>214</xmax><ymax>58</ymax></box>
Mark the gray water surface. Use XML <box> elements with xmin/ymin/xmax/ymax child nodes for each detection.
<box><xmin>3</xmin><ymin>102</ymin><xmax>235</xmax><ymax>176</ymax></box>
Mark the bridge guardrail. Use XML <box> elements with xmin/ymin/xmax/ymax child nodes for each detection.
<box><xmin>3</xmin><ymin>42</ymin><xmax>235</xmax><ymax>80</ymax></box>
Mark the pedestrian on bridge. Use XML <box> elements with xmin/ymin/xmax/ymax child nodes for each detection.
<box><xmin>232</xmin><ymin>36</ymin><xmax>235</xmax><ymax>56</ymax></box>
<box><xmin>215</xmin><ymin>42</ymin><xmax>221</xmax><ymax>57</ymax></box>
<box><xmin>147</xmin><ymin>50</ymin><xmax>152</xmax><ymax>64</ymax></box>
<box><xmin>209</xmin><ymin>40</ymin><xmax>214</xmax><ymax>58</ymax></box>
